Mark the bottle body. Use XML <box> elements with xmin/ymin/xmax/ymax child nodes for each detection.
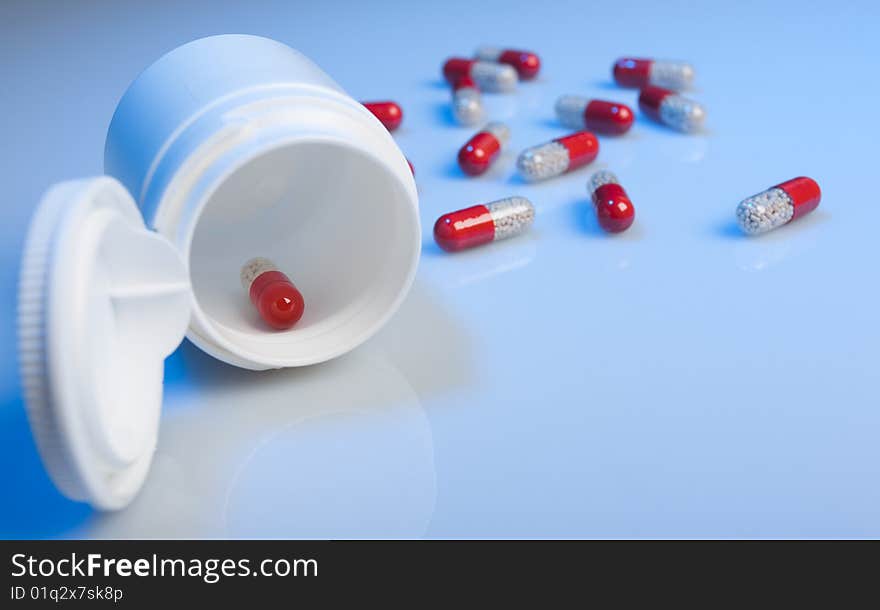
<box><xmin>105</xmin><ymin>35</ymin><xmax>420</xmax><ymax>369</ymax></box>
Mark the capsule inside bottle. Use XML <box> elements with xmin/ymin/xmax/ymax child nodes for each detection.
<box><xmin>241</xmin><ymin>257</ymin><xmax>305</xmax><ymax>330</ymax></box>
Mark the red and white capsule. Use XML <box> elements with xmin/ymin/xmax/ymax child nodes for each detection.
<box><xmin>475</xmin><ymin>46</ymin><xmax>541</xmax><ymax>80</ymax></box>
<box><xmin>736</xmin><ymin>177</ymin><xmax>821</xmax><ymax>235</ymax></box>
<box><xmin>587</xmin><ymin>171</ymin><xmax>635</xmax><ymax>233</ymax></box>
<box><xmin>362</xmin><ymin>101</ymin><xmax>403</xmax><ymax>131</ymax></box>
<box><xmin>638</xmin><ymin>86</ymin><xmax>706</xmax><ymax>133</ymax></box>
<box><xmin>555</xmin><ymin>95</ymin><xmax>634</xmax><ymax>135</ymax></box>
<box><xmin>434</xmin><ymin>197</ymin><xmax>535</xmax><ymax>252</ymax></box>
<box><xmin>458</xmin><ymin>122</ymin><xmax>510</xmax><ymax>176</ymax></box>
<box><xmin>613</xmin><ymin>57</ymin><xmax>694</xmax><ymax>90</ymax></box>
<box><xmin>443</xmin><ymin>57</ymin><xmax>517</xmax><ymax>93</ymax></box>
<box><xmin>241</xmin><ymin>257</ymin><xmax>305</xmax><ymax>330</ymax></box>
<box><xmin>516</xmin><ymin>131</ymin><xmax>599</xmax><ymax>181</ymax></box>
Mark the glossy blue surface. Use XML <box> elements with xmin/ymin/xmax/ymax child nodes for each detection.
<box><xmin>1</xmin><ymin>0</ymin><xmax>878</xmax><ymax>538</ymax></box>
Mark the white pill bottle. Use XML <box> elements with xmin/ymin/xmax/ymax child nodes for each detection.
<box><xmin>106</xmin><ymin>34</ymin><xmax>420</xmax><ymax>369</ymax></box>
<box><xmin>18</xmin><ymin>35</ymin><xmax>420</xmax><ymax>509</ymax></box>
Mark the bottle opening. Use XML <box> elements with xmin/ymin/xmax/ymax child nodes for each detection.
<box><xmin>187</xmin><ymin>139</ymin><xmax>419</xmax><ymax>367</ymax></box>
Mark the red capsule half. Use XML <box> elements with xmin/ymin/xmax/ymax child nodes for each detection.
<box><xmin>613</xmin><ymin>58</ymin><xmax>653</xmax><ymax>87</ymax></box>
<box><xmin>457</xmin><ymin>122</ymin><xmax>510</xmax><ymax>176</ymax></box>
<box><xmin>558</xmin><ymin>131</ymin><xmax>600</xmax><ymax>171</ymax></box>
<box><xmin>475</xmin><ymin>46</ymin><xmax>541</xmax><ymax>79</ymax></box>
<box><xmin>362</xmin><ymin>101</ymin><xmax>403</xmax><ymax>131</ymax></box>
<box><xmin>241</xmin><ymin>258</ymin><xmax>305</xmax><ymax>330</ymax></box>
<box><xmin>587</xmin><ymin>171</ymin><xmax>635</xmax><ymax>233</ymax></box>
<box><xmin>453</xmin><ymin>74</ymin><xmax>478</xmax><ymax>91</ymax></box>
<box><xmin>434</xmin><ymin>205</ymin><xmax>496</xmax><ymax>251</ymax></box>
<box><xmin>779</xmin><ymin>177</ymin><xmax>821</xmax><ymax>220</ymax></box>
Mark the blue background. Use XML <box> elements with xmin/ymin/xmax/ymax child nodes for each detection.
<box><xmin>1</xmin><ymin>0</ymin><xmax>878</xmax><ymax>538</ymax></box>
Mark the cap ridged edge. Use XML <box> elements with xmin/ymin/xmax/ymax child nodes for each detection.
<box><xmin>17</xmin><ymin>187</ymin><xmax>87</xmax><ymax>502</ymax></box>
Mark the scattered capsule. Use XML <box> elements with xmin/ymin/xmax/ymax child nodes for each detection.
<box><xmin>736</xmin><ymin>177</ymin><xmax>821</xmax><ymax>236</ymax></box>
<box><xmin>638</xmin><ymin>86</ymin><xmax>706</xmax><ymax>133</ymax></box>
<box><xmin>475</xmin><ymin>46</ymin><xmax>541</xmax><ymax>80</ymax></box>
<box><xmin>443</xmin><ymin>57</ymin><xmax>517</xmax><ymax>93</ymax></box>
<box><xmin>613</xmin><ymin>57</ymin><xmax>694</xmax><ymax>90</ymax></box>
<box><xmin>587</xmin><ymin>171</ymin><xmax>635</xmax><ymax>233</ymax></box>
<box><xmin>458</xmin><ymin>122</ymin><xmax>510</xmax><ymax>176</ymax></box>
<box><xmin>555</xmin><ymin>95</ymin><xmax>634</xmax><ymax>135</ymax></box>
<box><xmin>451</xmin><ymin>75</ymin><xmax>484</xmax><ymax>126</ymax></box>
<box><xmin>517</xmin><ymin>131</ymin><xmax>599</xmax><ymax>181</ymax></box>
<box><xmin>241</xmin><ymin>257</ymin><xmax>305</xmax><ymax>330</ymax></box>
<box><xmin>362</xmin><ymin>101</ymin><xmax>403</xmax><ymax>131</ymax></box>
<box><xmin>434</xmin><ymin>197</ymin><xmax>535</xmax><ymax>252</ymax></box>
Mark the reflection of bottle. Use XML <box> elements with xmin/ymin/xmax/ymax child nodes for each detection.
<box><xmin>72</xmin><ymin>346</ymin><xmax>437</xmax><ymax>539</ymax></box>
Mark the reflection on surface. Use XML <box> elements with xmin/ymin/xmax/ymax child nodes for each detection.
<box><xmin>423</xmin><ymin>238</ymin><xmax>536</xmax><ymax>288</ymax></box>
<box><xmin>65</xmin><ymin>282</ymin><xmax>475</xmax><ymax>538</ymax></box>
<box><xmin>721</xmin><ymin>211</ymin><xmax>828</xmax><ymax>272</ymax></box>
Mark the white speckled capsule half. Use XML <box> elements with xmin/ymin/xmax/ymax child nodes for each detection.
<box><xmin>649</xmin><ymin>60</ymin><xmax>695</xmax><ymax>90</ymax></box>
<box><xmin>736</xmin><ymin>188</ymin><xmax>794</xmax><ymax>235</ymax></box>
<box><xmin>240</xmin><ymin>257</ymin><xmax>278</xmax><ymax>291</ymax></box>
<box><xmin>517</xmin><ymin>142</ymin><xmax>570</xmax><ymax>181</ymax></box>
<box><xmin>452</xmin><ymin>84</ymin><xmax>483</xmax><ymax>126</ymax></box>
<box><xmin>475</xmin><ymin>46</ymin><xmax>504</xmax><ymax>62</ymax></box>
<box><xmin>483</xmin><ymin>121</ymin><xmax>511</xmax><ymax>145</ymax></box>
<box><xmin>487</xmin><ymin>196</ymin><xmax>535</xmax><ymax>240</ymax></box>
<box><xmin>587</xmin><ymin>170</ymin><xmax>619</xmax><ymax>196</ymax></box>
<box><xmin>555</xmin><ymin>95</ymin><xmax>590</xmax><ymax>129</ymax></box>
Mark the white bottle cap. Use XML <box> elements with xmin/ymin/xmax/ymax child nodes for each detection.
<box><xmin>18</xmin><ymin>177</ymin><xmax>190</xmax><ymax>509</ymax></box>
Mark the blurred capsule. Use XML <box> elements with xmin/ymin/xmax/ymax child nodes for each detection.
<box><xmin>475</xmin><ymin>46</ymin><xmax>541</xmax><ymax>79</ymax></box>
<box><xmin>555</xmin><ymin>95</ymin><xmax>634</xmax><ymax>135</ymax></box>
<box><xmin>613</xmin><ymin>57</ymin><xmax>694</xmax><ymax>90</ymax></box>
<box><xmin>451</xmin><ymin>75</ymin><xmax>484</xmax><ymax>126</ymax></box>
<box><xmin>443</xmin><ymin>57</ymin><xmax>517</xmax><ymax>93</ymax></box>
<box><xmin>458</xmin><ymin>122</ymin><xmax>510</xmax><ymax>176</ymax></box>
<box><xmin>639</xmin><ymin>86</ymin><xmax>706</xmax><ymax>133</ymax></box>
